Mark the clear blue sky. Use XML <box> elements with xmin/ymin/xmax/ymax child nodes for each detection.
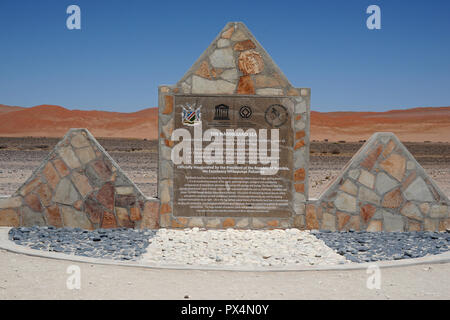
<box><xmin>0</xmin><ymin>0</ymin><xmax>449</xmax><ymax>112</ymax></box>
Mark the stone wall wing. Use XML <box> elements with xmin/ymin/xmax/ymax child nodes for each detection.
<box><xmin>306</xmin><ymin>133</ymin><xmax>450</xmax><ymax>232</ymax></box>
<box><xmin>0</xmin><ymin>129</ymin><xmax>159</xmax><ymax>230</ymax></box>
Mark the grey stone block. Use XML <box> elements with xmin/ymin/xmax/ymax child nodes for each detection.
<box><xmin>54</xmin><ymin>178</ymin><xmax>80</xmax><ymax>205</ymax></box>
<box><xmin>21</xmin><ymin>207</ymin><xmax>46</xmax><ymax>227</ymax></box>
<box><xmin>375</xmin><ymin>172</ymin><xmax>399</xmax><ymax>195</ymax></box>
<box><xmin>404</xmin><ymin>177</ymin><xmax>434</xmax><ymax>202</ymax></box>
<box><xmin>334</xmin><ymin>192</ymin><xmax>357</xmax><ymax>213</ymax></box>
<box><xmin>382</xmin><ymin>211</ymin><xmax>404</xmax><ymax>232</ymax></box>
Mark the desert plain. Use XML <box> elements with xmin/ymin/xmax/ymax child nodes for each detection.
<box><xmin>0</xmin><ymin>104</ymin><xmax>449</xmax><ymax>199</ymax></box>
<box><xmin>0</xmin><ymin>137</ymin><xmax>448</xmax><ymax>200</ymax></box>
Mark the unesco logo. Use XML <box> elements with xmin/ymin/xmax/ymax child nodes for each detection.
<box><xmin>214</xmin><ymin>104</ymin><xmax>230</xmax><ymax>120</ymax></box>
<box><xmin>239</xmin><ymin>106</ymin><xmax>252</xmax><ymax>119</ymax></box>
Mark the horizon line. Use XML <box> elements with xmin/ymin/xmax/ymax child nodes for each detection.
<box><xmin>2</xmin><ymin>103</ymin><xmax>449</xmax><ymax>115</ymax></box>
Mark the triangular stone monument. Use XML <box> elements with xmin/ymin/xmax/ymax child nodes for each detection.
<box><xmin>0</xmin><ymin>129</ymin><xmax>159</xmax><ymax>229</ymax></box>
<box><xmin>306</xmin><ymin>132</ymin><xmax>450</xmax><ymax>232</ymax></box>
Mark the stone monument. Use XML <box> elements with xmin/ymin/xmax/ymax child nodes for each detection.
<box><xmin>158</xmin><ymin>22</ymin><xmax>310</xmax><ymax>229</ymax></box>
<box><xmin>0</xmin><ymin>22</ymin><xmax>447</xmax><ymax>232</ymax></box>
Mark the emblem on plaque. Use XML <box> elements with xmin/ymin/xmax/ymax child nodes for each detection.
<box><xmin>214</xmin><ymin>104</ymin><xmax>230</xmax><ymax>120</ymax></box>
<box><xmin>265</xmin><ymin>104</ymin><xmax>288</xmax><ymax>128</ymax></box>
<box><xmin>239</xmin><ymin>106</ymin><xmax>252</xmax><ymax>119</ymax></box>
<box><xmin>181</xmin><ymin>103</ymin><xmax>202</xmax><ymax>126</ymax></box>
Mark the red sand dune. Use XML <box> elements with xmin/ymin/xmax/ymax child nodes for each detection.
<box><xmin>311</xmin><ymin>107</ymin><xmax>450</xmax><ymax>142</ymax></box>
<box><xmin>0</xmin><ymin>105</ymin><xmax>158</xmax><ymax>140</ymax></box>
<box><xmin>0</xmin><ymin>104</ymin><xmax>449</xmax><ymax>142</ymax></box>
<box><xmin>0</xmin><ymin>104</ymin><xmax>24</xmax><ymax>114</ymax></box>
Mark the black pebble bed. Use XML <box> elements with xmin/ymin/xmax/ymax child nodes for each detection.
<box><xmin>8</xmin><ymin>226</ymin><xmax>156</xmax><ymax>261</ymax></box>
<box><xmin>313</xmin><ymin>230</ymin><xmax>450</xmax><ymax>263</ymax></box>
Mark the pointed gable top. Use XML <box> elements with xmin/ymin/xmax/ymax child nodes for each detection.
<box><xmin>176</xmin><ymin>22</ymin><xmax>302</xmax><ymax>97</ymax></box>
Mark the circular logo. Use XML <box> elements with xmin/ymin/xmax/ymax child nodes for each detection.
<box><xmin>239</xmin><ymin>106</ymin><xmax>252</xmax><ymax>119</ymax></box>
<box><xmin>265</xmin><ymin>104</ymin><xmax>288</xmax><ymax>127</ymax></box>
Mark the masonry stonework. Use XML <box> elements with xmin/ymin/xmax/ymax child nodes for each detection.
<box><xmin>0</xmin><ymin>129</ymin><xmax>159</xmax><ymax>230</ymax></box>
<box><xmin>306</xmin><ymin>133</ymin><xmax>450</xmax><ymax>232</ymax></box>
<box><xmin>158</xmin><ymin>22</ymin><xmax>310</xmax><ymax>229</ymax></box>
<box><xmin>0</xmin><ymin>22</ymin><xmax>448</xmax><ymax>232</ymax></box>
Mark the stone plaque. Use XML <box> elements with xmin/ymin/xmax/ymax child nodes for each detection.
<box><xmin>158</xmin><ymin>22</ymin><xmax>310</xmax><ymax>229</ymax></box>
<box><xmin>172</xmin><ymin>95</ymin><xmax>294</xmax><ymax>218</ymax></box>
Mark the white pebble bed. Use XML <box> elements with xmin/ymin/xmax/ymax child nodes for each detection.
<box><xmin>140</xmin><ymin>228</ymin><xmax>348</xmax><ymax>267</ymax></box>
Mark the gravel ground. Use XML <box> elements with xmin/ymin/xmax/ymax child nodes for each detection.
<box><xmin>8</xmin><ymin>227</ymin><xmax>155</xmax><ymax>261</ymax></box>
<box><xmin>314</xmin><ymin>230</ymin><xmax>450</xmax><ymax>263</ymax></box>
<box><xmin>7</xmin><ymin>227</ymin><xmax>450</xmax><ymax>267</ymax></box>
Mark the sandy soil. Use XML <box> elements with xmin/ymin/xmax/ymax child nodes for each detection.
<box><xmin>0</xmin><ymin>138</ymin><xmax>448</xmax><ymax>199</ymax></box>
<box><xmin>0</xmin><ymin>249</ymin><xmax>449</xmax><ymax>299</ymax></box>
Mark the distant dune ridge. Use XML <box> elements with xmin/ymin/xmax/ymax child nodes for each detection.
<box><xmin>0</xmin><ymin>104</ymin><xmax>449</xmax><ymax>142</ymax></box>
<box><xmin>311</xmin><ymin>107</ymin><xmax>450</xmax><ymax>143</ymax></box>
<box><xmin>0</xmin><ymin>104</ymin><xmax>158</xmax><ymax>140</ymax></box>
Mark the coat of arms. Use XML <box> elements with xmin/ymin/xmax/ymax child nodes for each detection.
<box><xmin>180</xmin><ymin>103</ymin><xmax>202</xmax><ymax>126</ymax></box>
